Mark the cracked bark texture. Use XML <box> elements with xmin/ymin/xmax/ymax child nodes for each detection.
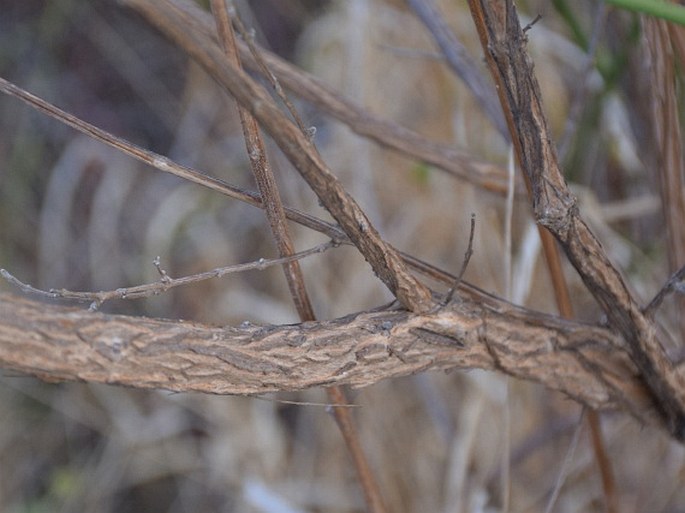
<box><xmin>1</xmin><ymin>0</ymin><xmax>684</xmax><ymax>447</ymax></box>
<box><xmin>467</xmin><ymin>0</ymin><xmax>685</xmax><ymax>441</ymax></box>
<box><xmin>0</xmin><ymin>293</ymin><xmax>659</xmax><ymax>431</ymax></box>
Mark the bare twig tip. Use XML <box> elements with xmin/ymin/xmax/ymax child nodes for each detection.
<box><xmin>443</xmin><ymin>213</ymin><xmax>477</xmax><ymax>305</ymax></box>
<box><xmin>523</xmin><ymin>14</ymin><xmax>542</xmax><ymax>33</ymax></box>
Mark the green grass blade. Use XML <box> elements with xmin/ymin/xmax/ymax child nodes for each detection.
<box><xmin>605</xmin><ymin>0</ymin><xmax>685</xmax><ymax>26</ymax></box>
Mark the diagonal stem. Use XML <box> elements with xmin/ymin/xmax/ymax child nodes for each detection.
<box><xmin>130</xmin><ymin>0</ymin><xmax>434</xmax><ymax>314</ymax></box>
<box><xmin>466</xmin><ymin>0</ymin><xmax>685</xmax><ymax>441</ymax></box>
<box><xmin>210</xmin><ymin>0</ymin><xmax>314</xmax><ymax>321</ymax></box>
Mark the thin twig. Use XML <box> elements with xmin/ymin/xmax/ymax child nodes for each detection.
<box><xmin>227</xmin><ymin>1</ymin><xmax>310</xmax><ymax>137</ymax></box>
<box><xmin>210</xmin><ymin>3</ymin><xmax>388</xmax><ymax>511</ymax></box>
<box><xmin>326</xmin><ymin>386</ymin><xmax>388</xmax><ymax>513</ymax></box>
<box><xmin>0</xmin><ymin>75</ymin><xmax>344</xmax><ymax>243</ymax></box>
<box><xmin>443</xmin><ymin>214</ymin><xmax>476</xmax><ymax>305</ymax></box>
<box><xmin>0</xmin><ymin>241</ymin><xmax>336</xmax><ymax>310</ymax></box>
<box><xmin>644</xmin><ymin>264</ymin><xmax>685</xmax><ymax>317</ymax></box>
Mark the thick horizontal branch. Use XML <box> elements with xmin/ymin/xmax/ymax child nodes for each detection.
<box><xmin>0</xmin><ymin>292</ymin><xmax>662</xmax><ymax>433</ymax></box>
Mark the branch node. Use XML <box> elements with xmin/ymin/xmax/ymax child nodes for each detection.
<box><xmin>523</xmin><ymin>14</ymin><xmax>542</xmax><ymax>33</ymax></box>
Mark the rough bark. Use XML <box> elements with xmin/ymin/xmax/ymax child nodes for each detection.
<box><xmin>467</xmin><ymin>0</ymin><xmax>685</xmax><ymax>441</ymax></box>
<box><xmin>0</xmin><ymin>293</ymin><xmax>659</xmax><ymax>429</ymax></box>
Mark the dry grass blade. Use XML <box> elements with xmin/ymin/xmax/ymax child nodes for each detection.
<box><xmin>644</xmin><ymin>17</ymin><xmax>685</xmax><ymax>344</ymax></box>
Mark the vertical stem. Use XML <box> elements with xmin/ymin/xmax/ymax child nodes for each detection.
<box><xmin>210</xmin><ymin>3</ymin><xmax>387</xmax><ymax>511</ymax></box>
<box><xmin>210</xmin><ymin>0</ymin><xmax>314</xmax><ymax>320</ymax></box>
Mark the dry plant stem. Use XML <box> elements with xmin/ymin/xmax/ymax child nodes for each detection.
<box><xmin>0</xmin><ymin>292</ymin><xmax>659</xmax><ymax>424</ymax></box>
<box><xmin>445</xmin><ymin>0</ymin><xmax>617</xmax><ymax>503</ymax></box>
<box><xmin>0</xmin><ymin>74</ymin><xmax>497</xmax><ymax>300</ymax></box>
<box><xmin>128</xmin><ymin>0</ymin><xmax>517</xmax><ymax>195</ymax></box>
<box><xmin>444</xmin><ymin>214</ymin><xmax>476</xmax><ymax>304</ymax></box>
<box><xmin>406</xmin><ymin>0</ymin><xmax>509</xmax><ymax>140</ymax></box>
<box><xmin>210</xmin><ymin>0</ymin><xmax>315</xmax><ymax>322</ymax></box>
<box><xmin>210</xmin><ymin>3</ymin><xmax>387</xmax><ymax>511</ymax></box>
<box><xmin>498</xmin><ymin>35</ymin><xmax>618</xmax><ymax>513</ymax></box>
<box><xmin>228</xmin><ymin>6</ymin><xmax>308</xmax><ymax>136</ymax></box>
<box><xmin>127</xmin><ymin>0</ymin><xmax>434</xmax><ymax>314</ymax></box>
<box><xmin>0</xmin><ymin>241</ymin><xmax>335</xmax><ymax>308</ymax></box>
<box><xmin>0</xmin><ymin>76</ymin><xmax>343</xmax><ymax>243</ymax></box>
<box><xmin>586</xmin><ymin>411</ymin><xmax>618</xmax><ymax>513</ymax></box>
<box><xmin>466</xmin><ymin>0</ymin><xmax>685</xmax><ymax>440</ymax></box>
<box><xmin>644</xmin><ymin>17</ymin><xmax>685</xmax><ymax>344</ymax></box>
<box><xmin>326</xmin><ymin>386</ymin><xmax>387</xmax><ymax>513</ymax></box>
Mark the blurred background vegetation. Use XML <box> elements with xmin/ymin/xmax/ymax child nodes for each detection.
<box><xmin>1</xmin><ymin>1</ymin><xmax>684</xmax><ymax>512</ymax></box>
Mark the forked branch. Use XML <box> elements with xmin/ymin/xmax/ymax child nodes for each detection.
<box><xmin>124</xmin><ymin>0</ymin><xmax>435</xmax><ymax>314</ymax></box>
<box><xmin>466</xmin><ymin>0</ymin><xmax>685</xmax><ymax>439</ymax></box>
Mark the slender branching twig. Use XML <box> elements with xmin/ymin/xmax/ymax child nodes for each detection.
<box><xmin>1</xmin><ymin>241</ymin><xmax>336</xmax><ymax>311</ymax></box>
<box><xmin>443</xmin><ymin>214</ymin><xmax>476</xmax><ymax>305</ymax></box>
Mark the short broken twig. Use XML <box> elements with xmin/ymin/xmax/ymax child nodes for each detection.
<box><xmin>443</xmin><ymin>213</ymin><xmax>476</xmax><ymax>305</ymax></box>
<box><xmin>644</xmin><ymin>264</ymin><xmax>685</xmax><ymax>318</ymax></box>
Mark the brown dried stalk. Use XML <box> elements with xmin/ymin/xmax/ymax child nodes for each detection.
<box><xmin>466</xmin><ymin>0</ymin><xmax>685</xmax><ymax>440</ymax></box>
<box><xmin>128</xmin><ymin>0</ymin><xmax>517</xmax><ymax>196</ymax></box>
<box><xmin>644</xmin><ymin>18</ymin><xmax>685</xmax><ymax>344</ymax></box>
<box><xmin>210</xmin><ymin>0</ymin><xmax>315</xmax><ymax>322</ymax></box>
<box><xmin>209</xmin><ymin>2</ymin><xmax>387</xmax><ymax>510</ymax></box>
<box><xmin>126</xmin><ymin>0</ymin><xmax>435</xmax><ymax>314</ymax></box>
<box><xmin>0</xmin><ymin>292</ymin><xmax>657</xmax><ymax>425</ymax></box>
